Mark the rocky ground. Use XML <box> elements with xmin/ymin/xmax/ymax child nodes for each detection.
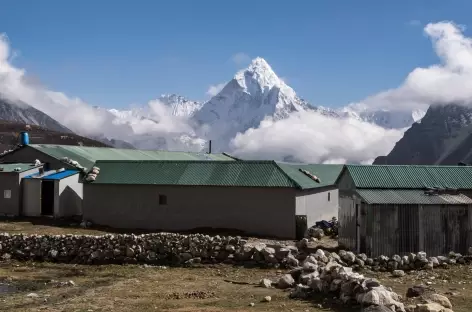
<box><xmin>0</xmin><ymin>220</ymin><xmax>471</xmax><ymax>311</ymax></box>
<box><xmin>0</xmin><ymin>261</ymin><xmax>470</xmax><ymax>312</ymax></box>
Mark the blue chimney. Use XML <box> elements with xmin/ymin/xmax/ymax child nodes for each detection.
<box><xmin>20</xmin><ymin>131</ymin><xmax>29</xmax><ymax>145</ymax></box>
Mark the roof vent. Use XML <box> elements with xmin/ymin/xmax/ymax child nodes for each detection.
<box><xmin>299</xmin><ymin>169</ymin><xmax>321</xmax><ymax>183</ymax></box>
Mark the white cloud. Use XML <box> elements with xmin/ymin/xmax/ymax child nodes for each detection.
<box><xmin>231</xmin><ymin>52</ymin><xmax>251</xmax><ymax>65</ymax></box>
<box><xmin>230</xmin><ymin>112</ymin><xmax>404</xmax><ymax>164</ymax></box>
<box><xmin>353</xmin><ymin>21</ymin><xmax>472</xmax><ymax>113</ymax></box>
<box><xmin>206</xmin><ymin>82</ymin><xmax>226</xmax><ymax>97</ymax></box>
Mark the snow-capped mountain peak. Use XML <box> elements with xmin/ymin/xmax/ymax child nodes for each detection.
<box><xmin>233</xmin><ymin>57</ymin><xmax>296</xmax><ymax>100</ymax></box>
<box><xmin>339</xmin><ymin>103</ymin><xmax>427</xmax><ymax>129</ymax></box>
<box><xmin>157</xmin><ymin>93</ymin><xmax>202</xmax><ymax>118</ymax></box>
<box><xmin>193</xmin><ymin>57</ymin><xmax>312</xmax><ymax>147</ymax></box>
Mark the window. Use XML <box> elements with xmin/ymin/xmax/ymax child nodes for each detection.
<box><xmin>159</xmin><ymin>194</ymin><xmax>167</xmax><ymax>205</ymax></box>
<box><xmin>328</xmin><ymin>192</ymin><xmax>330</xmax><ymax>201</ymax></box>
<box><xmin>3</xmin><ymin>190</ymin><xmax>11</xmax><ymax>199</ymax></box>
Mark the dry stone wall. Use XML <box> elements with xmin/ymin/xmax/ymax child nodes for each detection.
<box><xmin>0</xmin><ymin>233</ymin><xmax>471</xmax><ymax>271</ymax></box>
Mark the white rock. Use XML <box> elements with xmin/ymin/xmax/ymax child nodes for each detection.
<box><xmin>392</xmin><ymin>270</ymin><xmax>406</xmax><ymax>277</ymax></box>
<box><xmin>263</xmin><ymin>296</ymin><xmax>271</xmax><ymax>302</ymax></box>
<box><xmin>259</xmin><ymin>278</ymin><xmax>272</xmax><ymax>288</ymax></box>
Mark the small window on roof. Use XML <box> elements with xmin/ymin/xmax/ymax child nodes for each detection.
<box><xmin>328</xmin><ymin>192</ymin><xmax>331</xmax><ymax>201</ymax></box>
<box><xmin>159</xmin><ymin>194</ymin><xmax>167</xmax><ymax>205</ymax></box>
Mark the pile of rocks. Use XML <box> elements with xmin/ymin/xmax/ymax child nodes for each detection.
<box><xmin>262</xmin><ymin>250</ymin><xmax>406</xmax><ymax>311</ymax></box>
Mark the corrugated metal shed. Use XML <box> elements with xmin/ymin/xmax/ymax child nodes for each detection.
<box><xmin>42</xmin><ymin>170</ymin><xmax>79</xmax><ymax>180</ymax></box>
<box><xmin>91</xmin><ymin>160</ymin><xmax>300</xmax><ymax>188</ymax></box>
<box><xmin>276</xmin><ymin>163</ymin><xmax>343</xmax><ymax>189</ymax></box>
<box><xmin>0</xmin><ymin>163</ymin><xmax>39</xmax><ymax>173</ymax></box>
<box><xmin>29</xmin><ymin>144</ymin><xmax>235</xmax><ymax>169</ymax></box>
<box><xmin>346</xmin><ymin>165</ymin><xmax>472</xmax><ymax>189</ymax></box>
<box><xmin>356</xmin><ymin>189</ymin><xmax>472</xmax><ymax>205</ymax></box>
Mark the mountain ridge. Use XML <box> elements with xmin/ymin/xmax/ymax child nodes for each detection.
<box><xmin>373</xmin><ymin>103</ymin><xmax>472</xmax><ymax>165</ymax></box>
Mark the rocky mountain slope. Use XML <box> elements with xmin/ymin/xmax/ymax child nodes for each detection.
<box><xmin>0</xmin><ymin>120</ymin><xmax>109</xmax><ymax>154</ymax></box>
<box><xmin>373</xmin><ymin>103</ymin><xmax>472</xmax><ymax>165</ymax></box>
<box><xmin>0</xmin><ymin>95</ymin><xmax>72</xmax><ymax>133</ymax></box>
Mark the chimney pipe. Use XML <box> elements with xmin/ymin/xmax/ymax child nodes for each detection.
<box><xmin>208</xmin><ymin>140</ymin><xmax>212</xmax><ymax>154</ymax></box>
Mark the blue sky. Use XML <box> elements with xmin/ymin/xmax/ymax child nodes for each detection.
<box><xmin>0</xmin><ymin>0</ymin><xmax>471</xmax><ymax>109</ymax></box>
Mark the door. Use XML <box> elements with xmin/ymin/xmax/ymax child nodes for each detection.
<box><xmin>41</xmin><ymin>180</ymin><xmax>55</xmax><ymax>216</ymax></box>
<box><xmin>356</xmin><ymin>203</ymin><xmax>360</xmax><ymax>254</ymax></box>
<box><xmin>295</xmin><ymin>215</ymin><xmax>308</xmax><ymax>240</ymax></box>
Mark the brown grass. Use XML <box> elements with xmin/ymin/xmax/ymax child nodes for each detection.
<box><xmin>0</xmin><ymin>220</ymin><xmax>471</xmax><ymax>311</ymax></box>
<box><xmin>0</xmin><ymin>261</ymin><xmax>323</xmax><ymax>312</ymax></box>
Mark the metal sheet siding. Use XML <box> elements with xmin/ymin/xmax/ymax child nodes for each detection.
<box><xmin>276</xmin><ymin>163</ymin><xmax>343</xmax><ymax>189</ymax></box>
<box><xmin>363</xmin><ymin>203</ymin><xmax>472</xmax><ymax>257</ymax></box>
<box><xmin>338</xmin><ymin>196</ymin><xmax>357</xmax><ymax>250</ymax></box>
<box><xmin>42</xmin><ymin>170</ymin><xmax>79</xmax><ymax>180</ymax></box>
<box><xmin>29</xmin><ymin>144</ymin><xmax>234</xmax><ymax>169</ymax></box>
<box><xmin>92</xmin><ymin>160</ymin><xmax>299</xmax><ymax>188</ymax></box>
<box><xmin>0</xmin><ymin>163</ymin><xmax>40</xmax><ymax>173</ymax></box>
<box><xmin>369</xmin><ymin>204</ymin><xmax>399</xmax><ymax>257</ymax></box>
<box><xmin>421</xmin><ymin>205</ymin><xmax>443</xmax><ymax>256</ymax></box>
<box><xmin>347</xmin><ymin>165</ymin><xmax>472</xmax><ymax>189</ymax></box>
<box><xmin>356</xmin><ymin>189</ymin><xmax>472</xmax><ymax>205</ymax></box>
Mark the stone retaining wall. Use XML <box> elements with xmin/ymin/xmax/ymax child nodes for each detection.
<box><xmin>0</xmin><ymin>233</ymin><xmax>471</xmax><ymax>272</ymax></box>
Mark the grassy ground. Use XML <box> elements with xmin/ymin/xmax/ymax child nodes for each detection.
<box><xmin>0</xmin><ymin>219</ymin><xmax>470</xmax><ymax>311</ymax></box>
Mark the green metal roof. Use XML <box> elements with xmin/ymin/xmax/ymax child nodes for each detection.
<box><xmin>356</xmin><ymin>189</ymin><xmax>472</xmax><ymax>205</ymax></box>
<box><xmin>276</xmin><ymin>163</ymin><xmax>343</xmax><ymax>189</ymax></box>
<box><xmin>345</xmin><ymin>165</ymin><xmax>472</xmax><ymax>189</ymax></box>
<box><xmin>87</xmin><ymin>160</ymin><xmax>342</xmax><ymax>189</ymax></box>
<box><xmin>0</xmin><ymin>163</ymin><xmax>39</xmax><ymax>173</ymax></box>
<box><xmin>90</xmin><ymin>160</ymin><xmax>298</xmax><ymax>188</ymax></box>
<box><xmin>28</xmin><ymin>144</ymin><xmax>235</xmax><ymax>170</ymax></box>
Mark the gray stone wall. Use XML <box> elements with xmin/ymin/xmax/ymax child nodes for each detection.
<box><xmin>1</xmin><ymin>233</ymin><xmax>471</xmax><ymax>272</ymax></box>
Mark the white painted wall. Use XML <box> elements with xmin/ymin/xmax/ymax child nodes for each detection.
<box><xmin>295</xmin><ymin>187</ymin><xmax>339</xmax><ymax>228</ymax></box>
<box><xmin>54</xmin><ymin>173</ymin><xmax>83</xmax><ymax>217</ymax></box>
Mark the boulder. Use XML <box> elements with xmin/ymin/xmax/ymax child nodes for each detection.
<box><xmin>406</xmin><ymin>285</ymin><xmax>427</xmax><ymax>298</ymax></box>
<box><xmin>427</xmin><ymin>294</ymin><xmax>452</xmax><ymax>309</ymax></box>
<box><xmin>259</xmin><ymin>278</ymin><xmax>273</xmax><ymax>288</ymax></box>
<box><xmin>392</xmin><ymin>270</ymin><xmax>406</xmax><ymax>278</ymax></box>
<box><xmin>415</xmin><ymin>303</ymin><xmax>447</xmax><ymax>312</ymax></box>
<box><xmin>342</xmin><ymin>251</ymin><xmax>356</xmax><ymax>264</ymax></box>
<box><xmin>277</xmin><ymin>274</ymin><xmax>295</xmax><ymax>289</ymax></box>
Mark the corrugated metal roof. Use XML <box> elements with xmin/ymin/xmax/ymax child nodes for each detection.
<box><xmin>29</xmin><ymin>144</ymin><xmax>235</xmax><ymax>169</ymax></box>
<box><xmin>346</xmin><ymin>165</ymin><xmax>472</xmax><ymax>189</ymax></box>
<box><xmin>356</xmin><ymin>189</ymin><xmax>472</xmax><ymax>205</ymax></box>
<box><xmin>90</xmin><ymin>160</ymin><xmax>299</xmax><ymax>188</ymax></box>
<box><xmin>42</xmin><ymin>170</ymin><xmax>79</xmax><ymax>180</ymax></box>
<box><xmin>276</xmin><ymin>163</ymin><xmax>343</xmax><ymax>189</ymax></box>
<box><xmin>0</xmin><ymin>163</ymin><xmax>39</xmax><ymax>173</ymax></box>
